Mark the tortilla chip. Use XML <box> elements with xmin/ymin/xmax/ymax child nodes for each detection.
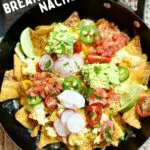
<box><xmin>96</xmin><ymin>18</ymin><xmax>110</xmax><ymax>26</ymax></box>
<box><xmin>67</xmin><ymin>140</ymin><xmax>92</xmax><ymax>150</ymax></box>
<box><xmin>15</xmin><ymin>106</ymin><xmax>35</xmax><ymax>129</ymax></box>
<box><xmin>48</xmin><ymin>110</ymin><xmax>59</xmax><ymax>122</ymax></box>
<box><xmin>35</xmin><ymin>23</ymin><xmax>56</xmax><ymax>36</ymax></box>
<box><xmin>122</xmin><ymin>107</ymin><xmax>141</xmax><ymax>129</ymax></box>
<box><xmin>76</xmin><ymin>109</ymin><xmax>86</xmax><ymax>121</ymax></box>
<box><xmin>112</xmin><ymin>120</ymin><xmax>124</xmax><ymax>141</ymax></box>
<box><xmin>111</xmin><ymin>140</ymin><xmax>119</xmax><ymax>147</ymax></box>
<box><xmin>13</xmin><ymin>54</ymin><xmax>22</xmax><ymax>81</ymax></box>
<box><xmin>38</xmin><ymin>132</ymin><xmax>60</xmax><ymax>149</ymax></box>
<box><xmin>64</xmin><ymin>11</ymin><xmax>80</xmax><ymax>28</ymax></box>
<box><xmin>0</xmin><ymin>70</ymin><xmax>20</xmax><ymax>102</ymax></box>
<box><xmin>31</xmin><ymin>124</ymin><xmax>40</xmax><ymax>138</ymax></box>
<box><xmin>129</xmin><ymin>59</ymin><xmax>147</xmax><ymax>83</ymax></box>
<box><xmin>20</xmin><ymin>97</ymin><xmax>27</xmax><ymax>106</ymax></box>
<box><xmin>19</xmin><ymin>80</ymin><xmax>33</xmax><ymax>97</ymax></box>
<box><xmin>124</xmin><ymin>36</ymin><xmax>142</xmax><ymax>55</ymax></box>
<box><xmin>31</xmin><ymin>23</ymin><xmax>55</xmax><ymax>56</ymax></box>
<box><xmin>141</xmin><ymin>62</ymin><xmax>150</xmax><ymax>85</ymax></box>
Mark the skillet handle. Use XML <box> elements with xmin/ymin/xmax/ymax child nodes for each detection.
<box><xmin>113</xmin><ymin>0</ymin><xmax>146</xmax><ymax>19</ymax></box>
<box><xmin>136</xmin><ymin>0</ymin><xmax>146</xmax><ymax>19</ymax></box>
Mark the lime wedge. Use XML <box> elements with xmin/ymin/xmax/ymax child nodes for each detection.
<box><xmin>15</xmin><ymin>42</ymin><xmax>26</xmax><ymax>61</ymax></box>
<box><xmin>119</xmin><ymin>95</ymin><xmax>139</xmax><ymax>113</ymax></box>
<box><xmin>20</xmin><ymin>27</ymin><xmax>37</xmax><ymax>58</ymax></box>
<box><xmin>119</xmin><ymin>83</ymin><xmax>147</xmax><ymax>113</ymax></box>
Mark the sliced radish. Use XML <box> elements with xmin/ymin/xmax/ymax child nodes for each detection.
<box><xmin>57</xmin><ymin>90</ymin><xmax>85</xmax><ymax>109</ymax></box>
<box><xmin>67</xmin><ymin>113</ymin><xmax>85</xmax><ymax>133</ymax></box>
<box><xmin>39</xmin><ymin>54</ymin><xmax>53</xmax><ymax>71</ymax></box>
<box><xmin>53</xmin><ymin>54</ymin><xmax>84</xmax><ymax>77</ymax></box>
<box><xmin>54</xmin><ymin>119</ymin><xmax>70</xmax><ymax>137</ymax></box>
<box><xmin>61</xmin><ymin>110</ymin><xmax>75</xmax><ymax>124</ymax></box>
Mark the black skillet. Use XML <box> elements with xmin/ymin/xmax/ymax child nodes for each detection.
<box><xmin>0</xmin><ymin>0</ymin><xmax>150</xmax><ymax>150</ymax></box>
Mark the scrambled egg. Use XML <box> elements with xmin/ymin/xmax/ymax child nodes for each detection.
<box><xmin>94</xmin><ymin>136</ymin><xmax>101</xmax><ymax>144</ymax></box>
<box><xmin>111</xmin><ymin>49</ymin><xmax>143</xmax><ymax>67</ymax></box>
<box><xmin>22</xmin><ymin>58</ymin><xmax>38</xmax><ymax>75</ymax></box>
<box><xmin>45</xmin><ymin>127</ymin><xmax>57</xmax><ymax>138</ymax></box>
<box><xmin>68</xmin><ymin>133</ymin><xmax>84</xmax><ymax>146</ymax></box>
<box><xmin>92</xmin><ymin>128</ymin><xmax>100</xmax><ymax>135</ymax></box>
<box><xmin>29</xmin><ymin>103</ymin><xmax>49</xmax><ymax>125</ymax></box>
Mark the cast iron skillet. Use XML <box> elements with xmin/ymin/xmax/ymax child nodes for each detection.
<box><xmin>0</xmin><ymin>0</ymin><xmax>150</xmax><ymax>150</ymax></box>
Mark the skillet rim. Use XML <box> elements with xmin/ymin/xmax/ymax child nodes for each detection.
<box><xmin>0</xmin><ymin>0</ymin><xmax>150</xmax><ymax>150</ymax></box>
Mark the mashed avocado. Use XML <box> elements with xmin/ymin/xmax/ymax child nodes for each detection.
<box><xmin>82</xmin><ymin>64</ymin><xmax>120</xmax><ymax>89</ymax></box>
<box><xmin>46</xmin><ymin>23</ymin><xmax>75</xmax><ymax>56</ymax></box>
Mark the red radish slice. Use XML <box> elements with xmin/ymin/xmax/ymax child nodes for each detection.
<box><xmin>54</xmin><ymin>119</ymin><xmax>70</xmax><ymax>137</ymax></box>
<box><xmin>67</xmin><ymin>113</ymin><xmax>85</xmax><ymax>133</ymax></box>
<box><xmin>61</xmin><ymin>110</ymin><xmax>75</xmax><ymax>124</ymax></box>
<box><xmin>39</xmin><ymin>54</ymin><xmax>53</xmax><ymax>71</ymax></box>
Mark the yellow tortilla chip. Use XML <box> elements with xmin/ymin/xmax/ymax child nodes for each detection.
<box><xmin>38</xmin><ymin>132</ymin><xmax>60</xmax><ymax>149</ymax></box>
<box><xmin>112</xmin><ymin>120</ymin><xmax>124</xmax><ymax>141</ymax></box>
<box><xmin>111</xmin><ymin>140</ymin><xmax>119</xmax><ymax>147</ymax></box>
<box><xmin>20</xmin><ymin>97</ymin><xmax>27</xmax><ymax>106</ymax></box>
<box><xmin>15</xmin><ymin>106</ymin><xmax>35</xmax><ymax>129</ymax></box>
<box><xmin>13</xmin><ymin>54</ymin><xmax>22</xmax><ymax>81</ymax></box>
<box><xmin>76</xmin><ymin>109</ymin><xmax>86</xmax><ymax>121</ymax></box>
<box><xmin>96</xmin><ymin>18</ymin><xmax>110</xmax><ymax>26</ymax></box>
<box><xmin>31</xmin><ymin>124</ymin><xmax>40</xmax><ymax>138</ymax></box>
<box><xmin>0</xmin><ymin>70</ymin><xmax>20</xmax><ymax>102</ymax></box>
<box><xmin>19</xmin><ymin>80</ymin><xmax>33</xmax><ymax>97</ymax></box>
<box><xmin>122</xmin><ymin>107</ymin><xmax>141</xmax><ymax>129</ymax></box>
<box><xmin>48</xmin><ymin>110</ymin><xmax>59</xmax><ymax>122</ymax></box>
<box><xmin>64</xmin><ymin>11</ymin><xmax>80</xmax><ymax>28</ymax></box>
<box><xmin>124</xmin><ymin>36</ymin><xmax>142</xmax><ymax>55</ymax></box>
<box><xmin>141</xmin><ymin>62</ymin><xmax>150</xmax><ymax>85</ymax></box>
<box><xmin>67</xmin><ymin>139</ymin><xmax>93</xmax><ymax>150</ymax></box>
<box><xmin>35</xmin><ymin>23</ymin><xmax>56</xmax><ymax>36</ymax></box>
<box><xmin>31</xmin><ymin>23</ymin><xmax>55</xmax><ymax>56</ymax></box>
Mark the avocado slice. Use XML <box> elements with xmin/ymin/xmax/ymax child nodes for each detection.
<box><xmin>20</xmin><ymin>27</ymin><xmax>37</xmax><ymax>58</ymax></box>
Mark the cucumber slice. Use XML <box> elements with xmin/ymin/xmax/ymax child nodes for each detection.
<box><xmin>119</xmin><ymin>95</ymin><xmax>139</xmax><ymax>113</ymax></box>
<box><xmin>20</xmin><ymin>27</ymin><xmax>37</xmax><ymax>58</ymax></box>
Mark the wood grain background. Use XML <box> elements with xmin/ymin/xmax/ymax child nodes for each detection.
<box><xmin>0</xmin><ymin>127</ymin><xmax>19</xmax><ymax>150</ymax></box>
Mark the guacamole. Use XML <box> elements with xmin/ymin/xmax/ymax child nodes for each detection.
<box><xmin>46</xmin><ymin>23</ymin><xmax>75</xmax><ymax>56</ymax></box>
<box><xmin>82</xmin><ymin>63</ymin><xmax>120</xmax><ymax>89</ymax></box>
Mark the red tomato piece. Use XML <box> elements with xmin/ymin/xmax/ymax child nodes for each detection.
<box><xmin>136</xmin><ymin>96</ymin><xmax>150</xmax><ymax>118</ymax></box>
<box><xmin>74</xmin><ymin>40</ymin><xmax>82</xmax><ymax>53</ymax></box>
<box><xmin>45</xmin><ymin>96</ymin><xmax>58</xmax><ymax>111</ymax></box>
<box><xmin>36</xmin><ymin>63</ymin><xmax>42</xmax><ymax>72</ymax></box>
<box><xmin>107</xmin><ymin>90</ymin><xmax>120</xmax><ymax>102</ymax></box>
<box><xmin>86</xmin><ymin>103</ymin><xmax>102</xmax><ymax>127</ymax></box>
<box><xmin>87</xmin><ymin>55</ymin><xmax>111</xmax><ymax>64</ymax></box>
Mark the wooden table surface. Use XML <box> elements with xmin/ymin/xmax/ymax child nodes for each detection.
<box><xmin>0</xmin><ymin>127</ymin><xmax>19</xmax><ymax>150</ymax></box>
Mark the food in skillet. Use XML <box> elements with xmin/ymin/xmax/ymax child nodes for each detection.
<box><xmin>0</xmin><ymin>12</ymin><xmax>150</xmax><ymax>150</ymax></box>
